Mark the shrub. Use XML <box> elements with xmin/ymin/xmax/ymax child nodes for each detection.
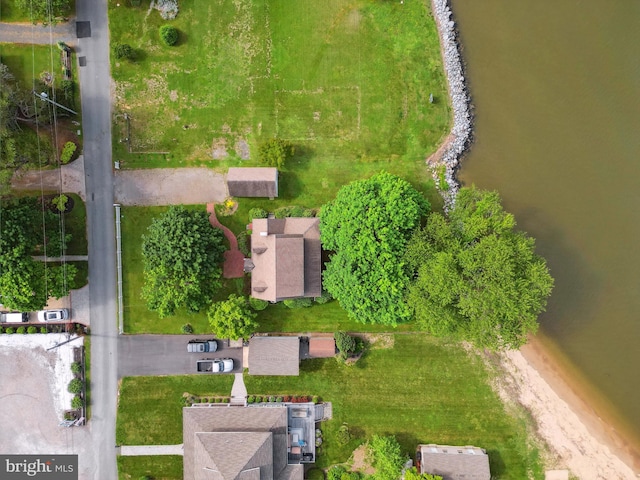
<box><xmin>335</xmin><ymin>331</ymin><xmax>356</xmax><ymax>355</ymax></box>
<box><xmin>259</xmin><ymin>138</ymin><xmax>294</xmax><ymax>169</ymax></box>
<box><xmin>159</xmin><ymin>25</ymin><xmax>179</xmax><ymax>46</ymax></box>
<box><xmin>248</xmin><ymin>208</ymin><xmax>268</xmax><ymax>220</ymax></box>
<box><xmin>52</xmin><ymin>194</ymin><xmax>69</xmax><ymax>212</ymax></box>
<box><xmin>71</xmin><ymin>395</ymin><xmax>83</xmax><ymax>410</ymax></box>
<box><xmin>68</xmin><ymin>378</ymin><xmax>83</xmax><ymax>394</ymax></box>
<box><xmin>283</xmin><ymin>298</ymin><xmax>312</xmax><ymax>308</ymax></box>
<box><xmin>181</xmin><ymin>323</ymin><xmax>193</xmax><ymax>334</ymax></box>
<box><xmin>337</xmin><ymin>424</ymin><xmax>352</xmax><ymax>445</ymax></box>
<box><xmin>16</xmin><ymin>326</ymin><xmax>26</xmax><ymax>334</ymax></box>
<box><xmin>249</xmin><ymin>297</ymin><xmax>268</xmax><ymax>311</ymax></box>
<box><xmin>60</xmin><ymin>141</ymin><xmax>77</xmax><ymax>164</ymax></box>
<box><xmin>269</xmin><ymin>396</ymin><xmax>275</xmax><ymax>403</ymax></box>
<box><xmin>27</xmin><ymin>326</ymin><xmax>37</xmax><ymax>334</ymax></box>
<box><xmin>315</xmin><ymin>290</ymin><xmax>333</xmax><ymax>304</ymax></box>
<box><xmin>40</xmin><ymin>327</ymin><xmax>47</xmax><ymax>333</ymax></box>
<box><xmin>312</xmin><ymin>395</ymin><xmax>319</xmax><ymax>404</ymax></box>
<box><xmin>5</xmin><ymin>327</ymin><xmax>15</xmax><ymax>334</ymax></box>
<box><xmin>276</xmin><ymin>396</ymin><xmax>283</xmax><ymax>403</ymax></box>
<box><xmin>180</xmin><ymin>396</ymin><xmax>191</xmax><ymax>406</ymax></box>
<box><xmin>237</xmin><ymin>231</ymin><xmax>250</xmax><ymax>256</ymax></box>
<box><xmin>283</xmin><ymin>395</ymin><xmax>291</xmax><ymax>402</ymax></box>
<box><xmin>223</xmin><ymin>398</ymin><xmax>230</xmax><ymax>403</ymax></box>
<box><xmin>327</xmin><ymin>466</ymin><xmax>347</xmax><ymax>480</ymax></box>
<box><xmin>113</xmin><ymin>43</ymin><xmax>134</xmax><ymax>60</ymax></box>
<box><xmin>71</xmin><ymin>361</ymin><xmax>82</xmax><ymax>375</ymax></box>
<box><xmin>247</xmin><ymin>396</ymin><xmax>255</xmax><ymax>404</ymax></box>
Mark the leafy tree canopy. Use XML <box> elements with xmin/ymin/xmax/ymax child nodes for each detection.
<box><xmin>258</xmin><ymin>138</ymin><xmax>295</xmax><ymax>169</ymax></box>
<box><xmin>405</xmin><ymin>186</ymin><xmax>554</xmax><ymax>350</ymax></box>
<box><xmin>0</xmin><ymin>197</ymin><xmax>74</xmax><ymax>311</ymax></box>
<box><xmin>208</xmin><ymin>294</ymin><xmax>258</xmax><ymax>341</ymax></box>
<box><xmin>141</xmin><ymin>206</ymin><xmax>226</xmax><ymax>317</ymax></box>
<box><xmin>320</xmin><ymin>172</ymin><xmax>430</xmax><ymax>326</ymax></box>
<box><xmin>368</xmin><ymin>435</ymin><xmax>406</xmax><ymax>480</ymax></box>
<box><xmin>404</xmin><ymin>467</ymin><xmax>442</xmax><ymax>480</ymax></box>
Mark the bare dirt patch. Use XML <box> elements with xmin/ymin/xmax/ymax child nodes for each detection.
<box><xmin>212</xmin><ymin>137</ymin><xmax>229</xmax><ymax>159</ymax></box>
<box><xmin>235</xmin><ymin>138</ymin><xmax>250</xmax><ymax>160</ymax></box>
<box><xmin>350</xmin><ymin>444</ymin><xmax>375</xmax><ymax>474</ymax></box>
<box><xmin>359</xmin><ymin>333</ymin><xmax>394</xmax><ymax>350</ymax></box>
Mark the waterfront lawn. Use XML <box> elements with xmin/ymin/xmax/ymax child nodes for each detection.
<box><xmin>108</xmin><ymin>0</ymin><xmax>449</xmax><ymax>196</ymax></box>
<box><xmin>115</xmin><ymin>335</ymin><xmax>544</xmax><ymax>478</ymax></box>
<box><xmin>121</xmin><ymin>205</ymin><xmax>419</xmax><ymax>334</ymax></box>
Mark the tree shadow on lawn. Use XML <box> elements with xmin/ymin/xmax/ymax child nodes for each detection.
<box><xmin>485</xmin><ymin>449</ymin><xmax>506</xmax><ymax>477</ymax></box>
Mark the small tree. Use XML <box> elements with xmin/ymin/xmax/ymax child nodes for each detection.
<box><xmin>248</xmin><ymin>208</ymin><xmax>268</xmax><ymax>220</ymax></box>
<box><xmin>60</xmin><ymin>141</ymin><xmax>76</xmax><ymax>164</ymax></box>
<box><xmin>71</xmin><ymin>395</ymin><xmax>83</xmax><ymax>410</ymax></box>
<box><xmin>68</xmin><ymin>378</ymin><xmax>83</xmax><ymax>394</ymax></box>
<box><xmin>208</xmin><ymin>294</ymin><xmax>258</xmax><ymax>341</ymax></box>
<box><xmin>113</xmin><ymin>43</ymin><xmax>134</xmax><ymax>60</ymax></box>
<box><xmin>181</xmin><ymin>323</ymin><xmax>194</xmax><ymax>334</ymax></box>
<box><xmin>52</xmin><ymin>194</ymin><xmax>69</xmax><ymax>212</ymax></box>
<box><xmin>368</xmin><ymin>435</ymin><xmax>406</xmax><ymax>480</ymax></box>
<box><xmin>249</xmin><ymin>297</ymin><xmax>269</xmax><ymax>311</ymax></box>
<box><xmin>159</xmin><ymin>25</ymin><xmax>179</xmax><ymax>46</ymax></box>
<box><xmin>71</xmin><ymin>361</ymin><xmax>82</xmax><ymax>375</ymax></box>
<box><xmin>258</xmin><ymin>138</ymin><xmax>295</xmax><ymax>169</ymax></box>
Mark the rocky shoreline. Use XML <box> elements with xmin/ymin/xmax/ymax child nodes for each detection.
<box><xmin>429</xmin><ymin>0</ymin><xmax>472</xmax><ymax>210</ymax></box>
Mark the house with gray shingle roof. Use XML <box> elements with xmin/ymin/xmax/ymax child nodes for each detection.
<box><xmin>417</xmin><ymin>444</ymin><xmax>490</xmax><ymax>480</ymax></box>
<box><xmin>227</xmin><ymin>168</ymin><xmax>278</xmax><ymax>199</ymax></box>
<box><xmin>248</xmin><ymin>336</ymin><xmax>300</xmax><ymax>376</ymax></box>
<box><xmin>183</xmin><ymin>406</ymin><xmax>303</xmax><ymax>480</ymax></box>
<box><xmin>247</xmin><ymin>218</ymin><xmax>321</xmax><ymax>302</ymax></box>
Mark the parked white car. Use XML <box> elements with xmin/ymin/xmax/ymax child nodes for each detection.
<box><xmin>37</xmin><ymin>309</ymin><xmax>70</xmax><ymax>322</ymax></box>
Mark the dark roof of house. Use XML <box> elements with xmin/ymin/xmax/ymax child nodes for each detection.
<box><xmin>250</xmin><ymin>218</ymin><xmax>322</xmax><ymax>302</ymax></box>
<box><xmin>308</xmin><ymin>338</ymin><xmax>336</xmax><ymax>358</ymax></box>
<box><xmin>249</xmin><ymin>336</ymin><xmax>300</xmax><ymax>376</ymax></box>
<box><xmin>227</xmin><ymin>168</ymin><xmax>278</xmax><ymax>198</ymax></box>
<box><xmin>418</xmin><ymin>444</ymin><xmax>490</xmax><ymax>480</ymax></box>
<box><xmin>184</xmin><ymin>406</ymin><xmax>301</xmax><ymax>480</ymax></box>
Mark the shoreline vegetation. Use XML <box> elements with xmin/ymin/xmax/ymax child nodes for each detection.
<box><xmin>431</xmin><ymin>0</ymin><xmax>639</xmax><ymax>476</ymax></box>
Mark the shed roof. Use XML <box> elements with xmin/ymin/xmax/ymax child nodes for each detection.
<box><xmin>308</xmin><ymin>338</ymin><xmax>336</xmax><ymax>358</ymax></box>
<box><xmin>249</xmin><ymin>336</ymin><xmax>300</xmax><ymax>376</ymax></box>
<box><xmin>418</xmin><ymin>444</ymin><xmax>490</xmax><ymax>480</ymax></box>
<box><xmin>227</xmin><ymin>168</ymin><xmax>278</xmax><ymax>198</ymax></box>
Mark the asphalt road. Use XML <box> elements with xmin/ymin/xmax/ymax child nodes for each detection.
<box><xmin>118</xmin><ymin>335</ymin><xmax>244</xmax><ymax>377</ymax></box>
<box><xmin>75</xmin><ymin>0</ymin><xmax>119</xmax><ymax>478</ymax></box>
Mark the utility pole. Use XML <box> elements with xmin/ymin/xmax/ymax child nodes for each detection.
<box><xmin>33</xmin><ymin>91</ymin><xmax>78</xmax><ymax>115</ymax></box>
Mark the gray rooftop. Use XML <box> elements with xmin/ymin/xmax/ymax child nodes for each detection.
<box><xmin>227</xmin><ymin>168</ymin><xmax>278</xmax><ymax>198</ymax></box>
<box><xmin>418</xmin><ymin>444</ymin><xmax>490</xmax><ymax>480</ymax></box>
<box><xmin>249</xmin><ymin>337</ymin><xmax>300</xmax><ymax>376</ymax></box>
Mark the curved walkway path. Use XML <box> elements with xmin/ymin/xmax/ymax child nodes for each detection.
<box><xmin>207</xmin><ymin>204</ymin><xmax>245</xmax><ymax>279</ymax></box>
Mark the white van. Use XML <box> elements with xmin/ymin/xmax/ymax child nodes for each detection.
<box><xmin>0</xmin><ymin>312</ymin><xmax>28</xmax><ymax>323</ymax></box>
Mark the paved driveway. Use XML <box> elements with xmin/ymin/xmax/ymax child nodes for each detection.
<box><xmin>118</xmin><ymin>335</ymin><xmax>243</xmax><ymax>377</ymax></box>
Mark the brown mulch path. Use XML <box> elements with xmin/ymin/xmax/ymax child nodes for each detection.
<box><xmin>207</xmin><ymin>203</ymin><xmax>244</xmax><ymax>279</ymax></box>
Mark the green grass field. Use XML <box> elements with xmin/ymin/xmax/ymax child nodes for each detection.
<box><xmin>108</xmin><ymin>0</ymin><xmax>450</xmax><ymax>179</ymax></box>
<box><xmin>116</xmin><ymin>335</ymin><xmax>544</xmax><ymax>479</ymax></box>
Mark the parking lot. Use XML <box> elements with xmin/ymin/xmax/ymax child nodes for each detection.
<box><xmin>117</xmin><ymin>335</ymin><xmax>244</xmax><ymax>377</ymax></box>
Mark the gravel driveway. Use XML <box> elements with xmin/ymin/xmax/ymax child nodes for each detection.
<box><xmin>114</xmin><ymin>168</ymin><xmax>228</xmax><ymax>205</ymax></box>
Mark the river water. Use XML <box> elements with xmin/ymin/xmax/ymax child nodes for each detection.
<box><xmin>450</xmin><ymin>0</ymin><xmax>640</xmax><ymax>453</ymax></box>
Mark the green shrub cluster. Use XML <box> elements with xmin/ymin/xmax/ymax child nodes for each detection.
<box><xmin>5</xmin><ymin>327</ymin><xmax>15</xmax><ymax>334</ymax></box>
<box><xmin>249</xmin><ymin>297</ymin><xmax>268</xmax><ymax>311</ymax></box>
<box><xmin>159</xmin><ymin>25</ymin><xmax>179</xmax><ymax>46</ymax></box>
<box><xmin>248</xmin><ymin>208</ymin><xmax>268</xmax><ymax>220</ymax></box>
<box><xmin>40</xmin><ymin>327</ymin><xmax>47</xmax><ymax>333</ymax></box>
<box><xmin>114</xmin><ymin>43</ymin><xmax>134</xmax><ymax>60</ymax></box>
<box><xmin>71</xmin><ymin>361</ymin><xmax>82</xmax><ymax>375</ymax></box>
<box><xmin>71</xmin><ymin>395</ymin><xmax>83</xmax><ymax>409</ymax></box>
<box><xmin>16</xmin><ymin>326</ymin><xmax>26</xmax><ymax>334</ymax></box>
<box><xmin>27</xmin><ymin>326</ymin><xmax>37</xmax><ymax>334</ymax></box>
<box><xmin>68</xmin><ymin>378</ymin><xmax>83</xmax><ymax>394</ymax></box>
<box><xmin>181</xmin><ymin>323</ymin><xmax>193</xmax><ymax>334</ymax></box>
<box><xmin>314</xmin><ymin>290</ymin><xmax>332</xmax><ymax>304</ymax></box>
<box><xmin>283</xmin><ymin>298</ymin><xmax>312</xmax><ymax>308</ymax></box>
<box><xmin>327</xmin><ymin>466</ymin><xmax>346</xmax><ymax>480</ymax></box>
<box><xmin>60</xmin><ymin>141</ymin><xmax>77</xmax><ymax>164</ymax></box>
<box><xmin>237</xmin><ymin>231</ymin><xmax>250</xmax><ymax>256</ymax></box>
<box><xmin>258</xmin><ymin>138</ymin><xmax>294</xmax><ymax>169</ymax></box>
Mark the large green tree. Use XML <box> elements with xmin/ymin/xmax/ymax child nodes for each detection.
<box><xmin>368</xmin><ymin>435</ymin><xmax>406</xmax><ymax>480</ymax></box>
<box><xmin>320</xmin><ymin>172</ymin><xmax>429</xmax><ymax>325</ymax></box>
<box><xmin>405</xmin><ymin>186</ymin><xmax>554</xmax><ymax>350</ymax></box>
<box><xmin>0</xmin><ymin>197</ymin><xmax>75</xmax><ymax>311</ymax></box>
<box><xmin>208</xmin><ymin>294</ymin><xmax>258</xmax><ymax>340</ymax></box>
<box><xmin>141</xmin><ymin>206</ymin><xmax>226</xmax><ymax>317</ymax></box>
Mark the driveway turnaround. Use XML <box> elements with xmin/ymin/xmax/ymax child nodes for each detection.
<box><xmin>118</xmin><ymin>335</ymin><xmax>243</xmax><ymax>377</ymax></box>
<box><xmin>114</xmin><ymin>168</ymin><xmax>228</xmax><ymax>206</ymax></box>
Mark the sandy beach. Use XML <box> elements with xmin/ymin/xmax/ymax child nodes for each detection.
<box><xmin>495</xmin><ymin>337</ymin><xmax>639</xmax><ymax>479</ymax></box>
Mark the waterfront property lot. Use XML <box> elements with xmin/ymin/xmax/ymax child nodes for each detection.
<box><xmin>115</xmin><ymin>335</ymin><xmax>544</xmax><ymax>479</ymax></box>
<box><xmin>109</xmin><ymin>0</ymin><xmax>449</xmax><ymax>183</ymax></box>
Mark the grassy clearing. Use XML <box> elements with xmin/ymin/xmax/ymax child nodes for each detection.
<box><xmin>117</xmin><ymin>456</ymin><xmax>183</xmax><ymax>480</ymax></box>
<box><xmin>64</xmin><ymin>193</ymin><xmax>87</xmax><ymax>255</ymax></box>
<box><xmin>115</xmin><ymin>335</ymin><xmax>544</xmax><ymax>478</ymax></box>
<box><xmin>109</xmin><ymin>0</ymin><xmax>449</xmax><ymax>200</ymax></box>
